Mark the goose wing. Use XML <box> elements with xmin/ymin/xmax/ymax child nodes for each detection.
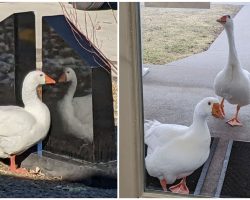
<box><xmin>0</xmin><ymin>106</ymin><xmax>36</xmax><ymax>137</ymax></box>
<box><xmin>144</xmin><ymin>120</ymin><xmax>188</xmax><ymax>155</ymax></box>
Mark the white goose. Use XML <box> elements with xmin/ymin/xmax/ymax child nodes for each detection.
<box><xmin>214</xmin><ymin>15</ymin><xmax>250</xmax><ymax>126</ymax></box>
<box><xmin>0</xmin><ymin>71</ymin><xmax>55</xmax><ymax>173</ymax></box>
<box><xmin>145</xmin><ymin>97</ymin><xmax>224</xmax><ymax>194</ymax></box>
<box><xmin>58</xmin><ymin>67</ymin><xmax>93</xmax><ymax>142</ymax></box>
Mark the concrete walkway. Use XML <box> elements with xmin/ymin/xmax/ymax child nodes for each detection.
<box><xmin>143</xmin><ymin>5</ymin><xmax>250</xmax><ymax>197</ymax></box>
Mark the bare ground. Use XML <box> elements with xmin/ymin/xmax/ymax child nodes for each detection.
<box><xmin>0</xmin><ymin>161</ymin><xmax>116</xmax><ymax>198</ymax></box>
<box><xmin>141</xmin><ymin>3</ymin><xmax>242</xmax><ymax>65</ymax></box>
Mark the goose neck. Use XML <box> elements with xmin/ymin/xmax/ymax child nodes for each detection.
<box><xmin>225</xmin><ymin>25</ymin><xmax>240</xmax><ymax>66</ymax></box>
<box><xmin>22</xmin><ymin>83</ymin><xmax>41</xmax><ymax>106</ymax></box>
<box><xmin>190</xmin><ymin>110</ymin><xmax>209</xmax><ymax>133</ymax></box>
<box><xmin>65</xmin><ymin>79</ymin><xmax>77</xmax><ymax>100</ymax></box>
<box><xmin>21</xmin><ymin>77</ymin><xmax>50</xmax><ymax>132</ymax></box>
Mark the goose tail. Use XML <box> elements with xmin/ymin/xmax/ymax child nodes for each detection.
<box><xmin>144</xmin><ymin>120</ymin><xmax>161</xmax><ymax>144</ymax></box>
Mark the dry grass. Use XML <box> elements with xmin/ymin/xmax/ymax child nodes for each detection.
<box><xmin>141</xmin><ymin>3</ymin><xmax>242</xmax><ymax>65</ymax></box>
<box><xmin>0</xmin><ymin>161</ymin><xmax>61</xmax><ymax>181</ymax></box>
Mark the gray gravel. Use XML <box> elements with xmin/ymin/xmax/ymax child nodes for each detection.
<box><xmin>0</xmin><ymin>175</ymin><xmax>117</xmax><ymax>198</ymax></box>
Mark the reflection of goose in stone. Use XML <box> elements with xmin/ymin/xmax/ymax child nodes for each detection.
<box><xmin>58</xmin><ymin>67</ymin><xmax>93</xmax><ymax>142</ymax></box>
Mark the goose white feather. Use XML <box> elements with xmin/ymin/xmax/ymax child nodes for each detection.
<box><xmin>214</xmin><ymin>15</ymin><xmax>250</xmax><ymax>125</ymax></box>
<box><xmin>0</xmin><ymin>71</ymin><xmax>55</xmax><ymax>159</ymax></box>
<box><xmin>144</xmin><ymin>97</ymin><xmax>224</xmax><ymax>193</ymax></box>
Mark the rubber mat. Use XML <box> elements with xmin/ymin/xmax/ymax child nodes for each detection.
<box><xmin>145</xmin><ymin>137</ymin><xmax>218</xmax><ymax>195</ymax></box>
<box><xmin>220</xmin><ymin>140</ymin><xmax>250</xmax><ymax>198</ymax></box>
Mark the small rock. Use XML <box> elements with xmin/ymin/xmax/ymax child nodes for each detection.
<box><xmin>35</xmin><ymin>167</ymin><xmax>40</xmax><ymax>173</ymax></box>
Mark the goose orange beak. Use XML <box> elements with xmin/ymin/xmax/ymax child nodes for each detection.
<box><xmin>216</xmin><ymin>16</ymin><xmax>227</xmax><ymax>24</ymax></box>
<box><xmin>212</xmin><ymin>103</ymin><xmax>224</xmax><ymax>119</ymax></box>
<box><xmin>45</xmin><ymin>74</ymin><xmax>56</xmax><ymax>84</ymax></box>
<box><xmin>58</xmin><ymin>73</ymin><xmax>67</xmax><ymax>83</ymax></box>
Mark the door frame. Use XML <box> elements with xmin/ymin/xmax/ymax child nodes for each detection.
<box><xmin>119</xmin><ymin>2</ymin><xmax>210</xmax><ymax>197</ymax></box>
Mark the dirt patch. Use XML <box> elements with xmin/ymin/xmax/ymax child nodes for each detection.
<box><xmin>141</xmin><ymin>3</ymin><xmax>242</xmax><ymax>65</ymax></box>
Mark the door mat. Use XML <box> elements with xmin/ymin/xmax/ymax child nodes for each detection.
<box><xmin>217</xmin><ymin>140</ymin><xmax>250</xmax><ymax>198</ymax></box>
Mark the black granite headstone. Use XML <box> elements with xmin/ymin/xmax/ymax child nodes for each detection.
<box><xmin>0</xmin><ymin>14</ymin><xmax>15</xmax><ymax>105</ymax></box>
<box><xmin>14</xmin><ymin>12</ymin><xmax>36</xmax><ymax>106</ymax></box>
<box><xmin>0</xmin><ymin>12</ymin><xmax>36</xmax><ymax>165</ymax></box>
<box><xmin>42</xmin><ymin>15</ymin><xmax>116</xmax><ymax>163</ymax></box>
<box><xmin>0</xmin><ymin>12</ymin><xmax>36</xmax><ymax>106</ymax></box>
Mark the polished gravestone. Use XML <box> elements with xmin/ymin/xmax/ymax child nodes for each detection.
<box><xmin>0</xmin><ymin>12</ymin><xmax>36</xmax><ymax>106</ymax></box>
<box><xmin>0</xmin><ymin>12</ymin><xmax>39</xmax><ymax>166</ymax></box>
<box><xmin>0</xmin><ymin>12</ymin><xmax>116</xmax><ymax>185</ymax></box>
<box><xmin>0</xmin><ymin>12</ymin><xmax>36</xmax><ymax>165</ymax></box>
<box><xmin>22</xmin><ymin>15</ymin><xmax>116</xmax><ymax>184</ymax></box>
<box><xmin>42</xmin><ymin>19</ymin><xmax>94</xmax><ymax>161</ymax></box>
<box><xmin>41</xmin><ymin>15</ymin><xmax>116</xmax><ymax>163</ymax></box>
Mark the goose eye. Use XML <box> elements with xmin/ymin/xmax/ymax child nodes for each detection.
<box><xmin>40</xmin><ymin>74</ymin><xmax>43</xmax><ymax>77</ymax></box>
<box><xmin>66</xmin><ymin>71</ymin><xmax>70</xmax><ymax>74</ymax></box>
<box><xmin>208</xmin><ymin>102</ymin><xmax>211</xmax><ymax>106</ymax></box>
<box><xmin>227</xmin><ymin>15</ymin><xmax>231</xmax><ymax>18</ymax></box>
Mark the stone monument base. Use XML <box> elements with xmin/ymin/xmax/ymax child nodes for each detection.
<box><xmin>21</xmin><ymin>151</ymin><xmax>117</xmax><ymax>188</ymax></box>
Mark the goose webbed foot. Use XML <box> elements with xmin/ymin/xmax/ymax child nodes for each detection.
<box><xmin>227</xmin><ymin>105</ymin><xmax>242</xmax><ymax>126</ymax></box>
<box><xmin>169</xmin><ymin>177</ymin><xmax>189</xmax><ymax>194</ymax></box>
<box><xmin>227</xmin><ymin>117</ymin><xmax>242</xmax><ymax>126</ymax></box>
<box><xmin>10</xmin><ymin>167</ymin><xmax>29</xmax><ymax>174</ymax></box>
<box><xmin>9</xmin><ymin>155</ymin><xmax>29</xmax><ymax>174</ymax></box>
